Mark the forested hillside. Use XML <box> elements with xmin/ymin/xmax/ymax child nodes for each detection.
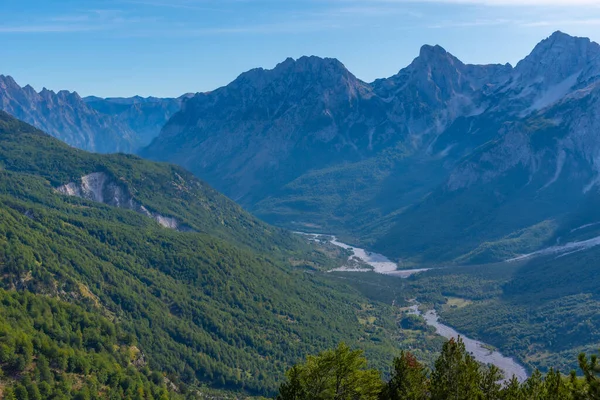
<box><xmin>0</xmin><ymin>112</ymin><xmax>410</xmax><ymax>397</ymax></box>
<box><xmin>0</xmin><ymin>291</ymin><xmax>181</xmax><ymax>400</ymax></box>
<box><xmin>403</xmin><ymin>247</ymin><xmax>600</xmax><ymax>376</ymax></box>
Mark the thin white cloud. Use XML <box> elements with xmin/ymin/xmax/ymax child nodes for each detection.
<box><xmin>4</xmin><ymin>0</ymin><xmax>599</xmax><ymax>37</ymax></box>
<box><xmin>48</xmin><ymin>15</ymin><xmax>92</xmax><ymax>23</ymax></box>
<box><xmin>183</xmin><ymin>19</ymin><xmax>344</xmax><ymax>35</ymax></box>
<box><xmin>426</xmin><ymin>17</ymin><xmax>600</xmax><ymax>29</ymax></box>
<box><xmin>523</xmin><ymin>18</ymin><xmax>600</xmax><ymax>27</ymax></box>
<box><xmin>0</xmin><ymin>25</ymin><xmax>101</xmax><ymax>33</ymax></box>
<box><xmin>120</xmin><ymin>0</ymin><xmax>241</xmax><ymax>10</ymax></box>
<box><xmin>438</xmin><ymin>0</ymin><xmax>599</xmax><ymax>4</ymax></box>
<box><xmin>0</xmin><ymin>9</ymin><xmax>156</xmax><ymax>35</ymax></box>
<box><xmin>427</xmin><ymin>18</ymin><xmax>515</xmax><ymax>28</ymax></box>
<box><xmin>332</xmin><ymin>5</ymin><xmax>422</xmax><ymax>16</ymax></box>
<box><xmin>334</xmin><ymin>0</ymin><xmax>600</xmax><ymax>5</ymax></box>
<box><xmin>122</xmin><ymin>0</ymin><xmax>600</xmax><ymax>5</ymax></box>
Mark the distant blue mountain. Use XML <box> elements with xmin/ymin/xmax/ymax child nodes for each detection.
<box><xmin>0</xmin><ymin>75</ymin><xmax>189</xmax><ymax>153</ymax></box>
<box><xmin>142</xmin><ymin>31</ymin><xmax>600</xmax><ymax>264</ymax></box>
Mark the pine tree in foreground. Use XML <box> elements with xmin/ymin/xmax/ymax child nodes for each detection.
<box><xmin>276</xmin><ymin>337</ymin><xmax>600</xmax><ymax>400</ymax></box>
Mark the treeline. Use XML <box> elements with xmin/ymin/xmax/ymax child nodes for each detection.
<box><xmin>276</xmin><ymin>339</ymin><xmax>600</xmax><ymax>400</ymax></box>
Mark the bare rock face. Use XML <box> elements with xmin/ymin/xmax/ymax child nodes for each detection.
<box><xmin>492</xmin><ymin>31</ymin><xmax>600</xmax><ymax>115</ymax></box>
<box><xmin>0</xmin><ymin>77</ymin><xmax>136</xmax><ymax>153</ymax></box>
<box><xmin>144</xmin><ymin>56</ymin><xmax>398</xmax><ymax>202</ymax></box>
<box><xmin>57</xmin><ymin>172</ymin><xmax>135</xmax><ymax>207</ymax></box>
<box><xmin>370</xmin><ymin>33</ymin><xmax>600</xmax><ymax>262</ymax></box>
<box><xmin>514</xmin><ymin>31</ymin><xmax>600</xmax><ymax>89</ymax></box>
<box><xmin>143</xmin><ymin>52</ymin><xmax>513</xmax><ymax>203</ymax></box>
<box><xmin>445</xmin><ymin>34</ymin><xmax>600</xmax><ymax>195</ymax></box>
<box><xmin>57</xmin><ymin>172</ymin><xmax>181</xmax><ymax>229</ymax></box>
<box><xmin>0</xmin><ymin>76</ymin><xmax>185</xmax><ymax>153</ymax></box>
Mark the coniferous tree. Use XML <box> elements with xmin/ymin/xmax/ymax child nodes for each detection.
<box><xmin>579</xmin><ymin>352</ymin><xmax>600</xmax><ymax>399</ymax></box>
<box><xmin>480</xmin><ymin>365</ymin><xmax>503</xmax><ymax>400</ymax></box>
<box><xmin>3</xmin><ymin>387</ymin><xmax>17</xmax><ymax>400</ymax></box>
<box><xmin>502</xmin><ymin>376</ymin><xmax>525</xmax><ymax>400</ymax></box>
<box><xmin>543</xmin><ymin>369</ymin><xmax>571</xmax><ymax>400</ymax></box>
<box><xmin>522</xmin><ymin>369</ymin><xmax>545</xmax><ymax>400</ymax></box>
<box><xmin>568</xmin><ymin>370</ymin><xmax>589</xmax><ymax>400</ymax></box>
<box><xmin>13</xmin><ymin>384</ymin><xmax>28</xmax><ymax>400</ymax></box>
<box><xmin>380</xmin><ymin>351</ymin><xmax>429</xmax><ymax>400</ymax></box>
<box><xmin>277</xmin><ymin>365</ymin><xmax>306</xmax><ymax>400</ymax></box>
<box><xmin>430</xmin><ymin>337</ymin><xmax>481</xmax><ymax>400</ymax></box>
<box><xmin>276</xmin><ymin>342</ymin><xmax>600</xmax><ymax>400</ymax></box>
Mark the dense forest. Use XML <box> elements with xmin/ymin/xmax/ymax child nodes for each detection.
<box><xmin>0</xmin><ymin>111</ymin><xmax>441</xmax><ymax>398</ymax></box>
<box><xmin>401</xmin><ymin>253</ymin><xmax>600</xmax><ymax>375</ymax></box>
<box><xmin>276</xmin><ymin>339</ymin><xmax>600</xmax><ymax>399</ymax></box>
<box><xmin>0</xmin><ymin>290</ymin><xmax>182</xmax><ymax>400</ymax></box>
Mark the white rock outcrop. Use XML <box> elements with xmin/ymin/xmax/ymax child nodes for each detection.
<box><xmin>57</xmin><ymin>172</ymin><xmax>181</xmax><ymax>230</ymax></box>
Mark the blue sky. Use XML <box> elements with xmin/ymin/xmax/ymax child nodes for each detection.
<box><xmin>1</xmin><ymin>0</ymin><xmax>600</xmax><ymax>97</ymax></box>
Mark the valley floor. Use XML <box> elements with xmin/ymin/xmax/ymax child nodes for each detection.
<box><xmin>311</xmin><ymin>234</ymin><xmax>600</xmax><ymax>379</ymax></box>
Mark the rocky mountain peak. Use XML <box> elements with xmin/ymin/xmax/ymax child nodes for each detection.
<box><xmin>22</xmin><ymin>84</ymin><xmax>37</xmax><ymax>96</ymax></box>
<box><xmin>233</xmin><ymin>55</ymin><xmax>358</xmax><ymax>91</ymax></box>
<box><xmin>0</xmin><ymin>74</ymin><xmax>176</xmax><ymax>153</ymax></box>
<box><xmin>0</xmin><ymin>75</ymin><xmax>20</xmax><ymax>91</ymax></box>
<box><xmin>144</xmin><ymin>31</ymin><xmax>600</xmax><ymax>233</ymax></box>
<box><xmin>186</xmin><ymin>55</ymin><xmax>371</xmax><ymax>116</ymax></box>
<box><xmin>56</xmin><ymin>89</ymin><xmax>82</xmax><ymax>101</ymax></box>
<box><xmin>417</xmin><ymin>44</ymin><xmax>456</xmax><ymax>64</ymax></box>
<box><xmin>408</xmin><ymin>44</ymin><xmax>464</xmax><ymax>72</ymax></box>
<box><xmin>293</xmin><ymin>55</ymin><xmax>348</xmax><ymax>71</ymax></box>
<box><xmin>515</xmin><ymin>31</ymin><xmax>600</xmax><ymax>86</ymax></box>
<box><xmin>374</xmin><ymin>44</ymin><xmax>476</xmax><ymax>105</ymax></box>
<box><xmin>39</xmin><ymin>87</ymin><xmax>53</xmax><ymax>97</ymax></box>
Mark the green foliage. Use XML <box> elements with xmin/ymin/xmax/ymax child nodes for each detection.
<box><xmin>380</xmin><ymin>352</ymin><xmax>428</xmax><ymax>400</ymax></box>
<box><xmin>253</xmin><ymin>142</ymin><xmax>420</xmax><ymax>242</ymax></box>
<box><xmin>278</xmin><ymin>341</ymin><xmax>600</xmax><ymax>400</ymax></box>
<box><xmin>276</xmin><ymin>343</ymin><xmax>383</xmax><ymax>400</ymax></box>
<box><xmin>455</xmin><ymin>220</ymin><xmax>559</xmax><ymax>265</ymax></box>
<box><xmin>578</xmin><ymin>352</ymin><xmax>600</xmax><ymax>398</ymax></box>
<box><xmin>0</xmin><ymin>290</ymin><xmax>180</xmax><ymax>399</ymax></box>
<box><xmin>246</xmin><ymin>110</ymin><xmax>587</xmax><ymax>269</ymax></box>
<box><xmin>0</xmin><ymin>110</ymin><xmax>308</xmax><ymax>255</ymax></box>
<box><xmin>406</xmin><ymin>249</ymin><xmax>600</xmax><ymax>375</ymax></box>
<box><xmin>368</xmin><ymin>115</ymin><xmax>597</xmax><ymax>266</ymax></box>
<box><xmin>430</xmin><ymin>338</ymin><xmax>482</xmax><ymax>400</ymax></box>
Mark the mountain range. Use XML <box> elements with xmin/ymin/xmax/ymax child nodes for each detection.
<box><xmin>0</xmin><ymin>75</ymin><xmax>188</xmax><ymax>153</ymax></box>
<box><xmin>3</xmin><ymin>31</ymin><xmax>599</xmax><ymax>266</ymax></box>
<box><xmin>141</xmin><ymin>31</ymin><xmax>600</xmax><ymax>265</ymax></box>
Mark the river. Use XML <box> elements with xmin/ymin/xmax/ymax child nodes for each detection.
<box><xmin>301</xmin><ymin>233</ymin><xmax>429</xmax><ymax>277</ymax></box>
<box><xmin>299</xmin><ymin>232</ymin><xmax>528</xmax><ymax>382</ymax></box>
<box><xmin>409</xmin><ymin>305</ymin><xmax>528</xmax><ymax>383</ymax></box>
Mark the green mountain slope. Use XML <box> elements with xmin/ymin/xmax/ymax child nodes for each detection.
<box><xmin>0</xmin><ymin>112</ymin><xmax>403</xmax><ymax>396</ymax></box>
<box><xmin>0</xmin><ymin>290</ymin><xmax>182</xmax><ymax>400</ymax></box>
<box><xmin>406</xmin><ymin>245</ymin><xmax>600</xmax><ymax>374</ymax></box>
